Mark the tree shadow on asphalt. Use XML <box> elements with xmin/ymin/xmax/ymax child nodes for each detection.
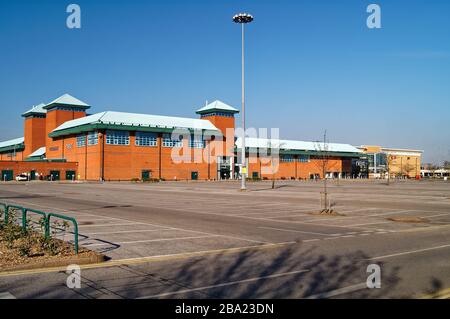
<box><xmin>140</xmin><ymin>245</ymin><xmax>399</xmax><ymax>299</ymax></box>
<box><xmin>119</xmin><ymin>245</ymin><xmax>405</xmax><ymax>299</ymax></box>
<box><xmin>3</xmin><ymin>244</ymin><xmax>444</xmax><ymax>299</ymax></box>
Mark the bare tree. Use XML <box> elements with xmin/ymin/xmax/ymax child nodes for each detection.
<box><xmin>314</xmin><ymin>130</ymin><xmax>332</xmax><ymax>212</ymax></box>
<box><xmin>385</xmin><ymin>155</ymin><xmax>393</xmax><ymax>185</ymax></box>
<box><xmin>443</xmin><ymin>161</ymin><xmax>450</xmax><ymax>169</ymax></box>
<box><xmin>265</xmin><ymin>140</ymin><xmax>283</xmax><ymax>189</ymax></box>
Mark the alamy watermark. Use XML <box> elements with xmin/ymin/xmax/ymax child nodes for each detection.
<box><xmin>366</xmin><ymin>264</ymin><xmax>381</xmax><ymax>289</ymax></box>
<box><xmin>66</xmin><ymin>264</ymin><xmax>81</xmax><ymax>289</ymax></box>
<box><xmin>367</xmin><ymin>4</ymin><xmax>382</xmax><ymax>29</ymax></box>
<box><xmin>66</xmin><ymin>4</ymin><xmax>81</xmax><ymax>29</ymax></box>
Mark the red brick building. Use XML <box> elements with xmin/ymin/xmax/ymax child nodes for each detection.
<box><xmin>0</xmin><ymin>94</ymin><xmax>365</xmax><ymax>181</ymax></box>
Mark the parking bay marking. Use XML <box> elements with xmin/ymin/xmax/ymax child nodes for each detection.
<box><xmin>9</xmin><ymin>199</ymin><xmax>270</xmax><ymax>245</ymax></box>
<box><xmin>83</xmin><ymin>235</ymin><xmax>222</xmax><ymax>247</ymax></box>
<box><xmin>368</xmin><ymin>244</ymin><xmax>450</xmax><ymax>261</ymax></box>
<box><xmin>136</xmin><ymin>269</ymin><xmax>310</xmax><ymax>299</ymax></box>
<box><xmin>258</xmin><ymin>226</ymin><xmax>336</xmax><ymax>237</ymax></box>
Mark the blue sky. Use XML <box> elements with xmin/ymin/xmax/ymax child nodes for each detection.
<box><xmin>0</xmin><ymin>0</ymin><xmax>449</xmax><ymax>164</ymax></box>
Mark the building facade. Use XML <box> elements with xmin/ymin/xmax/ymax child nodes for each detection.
<box><xmin>1</xmin><ymin>94</ymin><xmax>401</xmax><ymax>181</ymax></box>
<box><xmin>358</xmin><ymin>145</ymin><xmax>423</xmax><ymax>179</ymax></box>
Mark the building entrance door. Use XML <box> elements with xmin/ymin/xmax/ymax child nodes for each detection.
<box><xmin>2</xmin><ymin>170</ymin><xmax>13</xmax><ymax>181</ymax></box>
<box><xmin>66</xmin><ymin>171</ymin><xmax>76</xmax><ymax>181</ymax></box>
<box><xmin>50</xmin><ymin>170</ymin><xmax>60</xmax><ymax>181</ymax></box>
<box><xmin>217</xmin><ymin>157</ymin><xmax>232</xmax><ymax>180</ymax></box>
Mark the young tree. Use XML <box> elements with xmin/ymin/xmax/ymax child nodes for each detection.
<box><xmin>443</xmin><ymin>161</ymin><xmax>450</xmax><ymax>169</ymax></box>
<box><xmin>265</xmin><ymin>140</ymin><xmax>283</xmax><ymax>189</ymax></box>
<box><xmin>314</xmin><ymin>130</ymin><xmax>331</xmax><ymax>212</ymax></box>
<box><xmin>385</xmin><ymin>155</ymin><xmax>393</xmax><ymax>185</ymax></box>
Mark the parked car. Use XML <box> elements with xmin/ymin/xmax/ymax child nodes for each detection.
<box><xmin>15</xmin><ymin>174</ymin><xmax>28</xmax><ymax>181</ymax></box>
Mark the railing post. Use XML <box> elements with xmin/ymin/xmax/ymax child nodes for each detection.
<box><xmin>23</xmin><ymin>208</ymin><xmax>47</xmax><ymax>235</ymax></box>
<box><xmin>47</xmin><ymin>213</ymin><xmax>79</xmax><ymax>254</ymax></box>
<box><xmin>0</xmin><ymin>203</ymin><xmax>6</xmax><ymax>223</ymax></box>
<box><xmin>5</xmin><ymin>205</ymin><xmax>24</xmax><ymax>225</ymax></box>
<box><xmin>5</xmin><ymin>205</ymin><xmax>9</xmax><ymax>224</ymax></box>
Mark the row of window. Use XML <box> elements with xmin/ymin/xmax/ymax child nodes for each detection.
<box><xmin>280</xmin><ymin>155</ymin><xmax>311</xmax><ymax>163</ymax></box>
<box><xmin>200</xmin><ymin>112</ymin><xmax>234</xmax><ymax>118</ymax></box>
<box><xmin>76</xmin><ymin>131</ymin><xmax>205</xmax><ymax>148</ymax></box>
<box><xmin>77</xmin><ymin>132</ymin><xmax>98</xmax><ymax>147</ymax></box>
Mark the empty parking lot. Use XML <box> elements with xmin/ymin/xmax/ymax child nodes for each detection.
<box><xmin>0</xmin><ymin>179</ymin><xmax>449</xmax><ymax>299</ymax></box>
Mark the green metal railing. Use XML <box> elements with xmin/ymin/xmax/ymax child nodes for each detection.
<box><xmin>47</xmin><ymin>213</ymin><xmax>79</xmax><ymax>254</ymax></box>
<box><xmin>23</xmin><ymin>208</ymin><xmax>47</xmax><ymax>231</ymax></box>
<box><xmin>0</xmin><ymin>202</ymin><xmax>6</xmax><ymax>220</ymax></box>
<box><xmin>0</xmin><ymin>203</ymin><xmax>79</xmax><ymax>254</ymax></box>
<box><xmin>5</xmin><ymin>205</ymin><xmax>25</xmax><ymax>225</ymax></box>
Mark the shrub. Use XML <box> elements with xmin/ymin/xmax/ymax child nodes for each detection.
<box><xmin>2</xmin><ymin>223</ymin><xmax>23</xmax><ymax>249</ymax></box>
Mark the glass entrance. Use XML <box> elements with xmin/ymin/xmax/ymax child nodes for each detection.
<box><xmin>217</xmin><ymin>157</ymin><xmax>232</xmax><ymax>180</ymax></box>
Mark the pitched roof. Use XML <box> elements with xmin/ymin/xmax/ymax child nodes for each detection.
<box><xmin>196</xmin><ymin>100</ymin><xmax>239</xmax><ymax>114</ymax></box>
<box><xmin>0</xmin><ymin>137</ymin><xmax>25</xmax><ymax>149</ymax></box>
<box><xmin>52</xmin><ymin>111</ymin><xmax>219</xmax><ymax>133</ymax></box>
<box><xmin>235</xmin><ymin>137</ymin><xmax>362</xmax><ymax>154</ymax></box>
<box><xmin>44</xmin><ymin>94</ymin><xmax>90</xmax><ymax>110</ymax></box>
<box><xmin>22</xmin><ymin>103</ymin><xmax>47</xmax><ymax>117</ymax></box>
<box><xmin>28</xmin><ymin>147</ymin><xmax>46</xmax><ymax>158</ymax></box>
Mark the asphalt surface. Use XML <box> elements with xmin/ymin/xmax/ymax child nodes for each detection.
<box><xmin>0</xmin><ymin>179</ymin><xmax>449</xmax><ymax>299</ymax></box>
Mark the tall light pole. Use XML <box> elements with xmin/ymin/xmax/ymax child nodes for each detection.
<box><xmin>233</xmin><ymin>12</ymin><xmax>253</xmax><ymax>191</ymax></box>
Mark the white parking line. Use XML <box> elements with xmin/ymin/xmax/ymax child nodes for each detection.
<box><xmin>305</xmin><ymin>283</ymin><xmax>367</xmax><ymax>299</ymax></box>
<box><xmin>368</xmin><ymin>244</ymin><xmax>450</xmax><ymax>260</ymax></box>
<box><xmin>84</xmin><ymin>235</ymin><xmax>221</xmax><ymax>247</ymax></box>
<box><xmin>74</xmin><ymin>218</ymin><xmax>114</xmax><ymax>223</ymax></box>
<box><xmin>16</xmin><ymin>199</ymin><xmax>275</xmax><ymax>245</ymax></box>
<box><xmin>301</xmin><ymin>209</ymin><xmax>413</xmax><ymax>223</ymax></box>
<box><xmin>81</xmin><ymin>229</ymin><xmax>174</xmax><ymax>236</ymax></box>
<box><xmin>258</xmin><ymin>226</ymin><xmax>333</xmax><ymax>237</ymax></box>
<box><xmin>79</xmin><ymin>222</ymin><xmax>144</xmax><ymax>228</ymax></box>
<box><xmin>0</xmin><ymin>292</ymin><xmax>16</xmax><ymax>299</ymax></box>
<box><xmin>344</xmin><ymin>221</ymin><xmax>391</xmax><ymax>227</ymax></box>
<box><xmin>303</xmin><ymin>239</ymin><xmax>320</xmax><ymax>242</ymax></box>
<box><xmin>137</xmin><ymin>269</ymin><xmax>310</xmax><ymax>299</ymax></box>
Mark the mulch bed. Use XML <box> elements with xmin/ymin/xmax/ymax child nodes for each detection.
<box><xmin>0</xmin><ymin>226</ymin><xmax>104</xmax><ymax>271</ymax></box>
<box><xmin>309</xmin><ymin>209</ymin><xmax>345</xmax><ymax>216</ymax></box>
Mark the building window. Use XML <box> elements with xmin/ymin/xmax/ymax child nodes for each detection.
<box><xmin>76</xmin><ymin>134</ymin><xmax>86</xmax><ymax>147</ymax></box>
<box><xmin>162</xmin><ymin>133</ymin><xmax>183</xmax><ymax>148</ymax></box>
<box><xmin>280</xmin><ymin>155</ymin><xmax>295</xmax><ymax>162</ymax></box>
<box><xmin>87</xmin><ymin>131</ymin><xmax>98</xmax><ymax>146</ymax></box>
<box><xmin>106</xmin><ymin>130</ymin><xmax>130</xmax><ymax>145</ymax></box>
<box><xmin>136</xmin><ymin>132</ymin><xmax>157</xmax><ymax>147</ymax></box>
<box><xmin>189</xmin><ymin>135</ymin><xmax>205</xmax><ymax>149</ymax></box>
<box><xmin>298</xmin><ymin>155</ymin><xmax>310</xmax><ymax>163</ymax></box>
<box><xmin>200</xmin><ymin>112</ymin><xmax>233</xmax><ymax>118</ymax></box>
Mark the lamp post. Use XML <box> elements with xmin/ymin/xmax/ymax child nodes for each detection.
<box><xmin>233</xmin><ymin>12</ymin><xmax>253</xmax><ymax>190</ymax></box>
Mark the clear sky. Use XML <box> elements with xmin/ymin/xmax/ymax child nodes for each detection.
<box><xmin>0</xmin><ymin>0</ymin><xmax>449</xmax><ymax>164</ymax></box>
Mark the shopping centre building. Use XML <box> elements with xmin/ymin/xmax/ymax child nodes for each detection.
<box><xmin>0</xmin><ymin>94</ymin><xmax>421</xmax><ymax>181</ymax></box>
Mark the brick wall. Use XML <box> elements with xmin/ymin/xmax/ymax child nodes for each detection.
<box><xmin>0</xmin><ymin>161</ymin><xmax>78</xmax><ymax>180</ymax></box>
